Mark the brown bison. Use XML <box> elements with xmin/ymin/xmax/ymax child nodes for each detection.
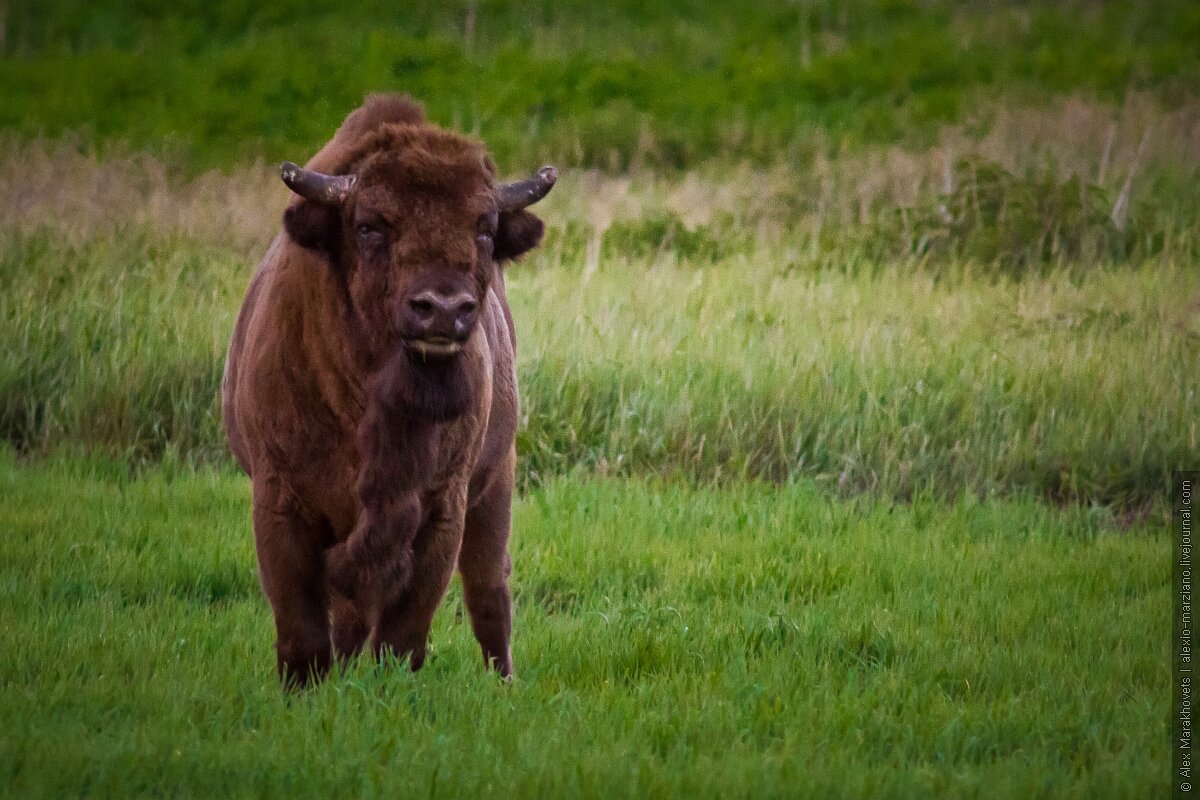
<box><xmin>221</xmin><ymin>94</ymin><xmax>555</xmax><ymax>687</ymax></box>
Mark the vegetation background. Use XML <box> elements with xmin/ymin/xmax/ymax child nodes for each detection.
<box><xmin>0</xmin><ymin>1</ymin><xmax>1195</xmax><ymax>797</ymax></box>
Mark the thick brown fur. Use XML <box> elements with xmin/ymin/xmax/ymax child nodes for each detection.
<box><xmin>221</xmin><ymin>94</ymin><xmax>544</xmax><ymax>688</ymax></box>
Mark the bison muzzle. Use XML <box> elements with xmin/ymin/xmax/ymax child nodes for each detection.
<box><xmin>221</xmin><ymin>94</ymin><xmax>555</xmax><ymax>688</ymax></box>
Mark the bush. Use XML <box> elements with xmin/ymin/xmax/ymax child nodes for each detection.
<box><xmin>887</xmin><ymin>157</ymin><xmax>1150</xmax><ymax>273</ymax></box>
<box><xmin>602</xmin><ymin>213</ymin><xmax>745</xmax><ymax>264</ymax></box>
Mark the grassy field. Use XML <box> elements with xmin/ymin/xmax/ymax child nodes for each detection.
<box><xmin>4</xmin><ymin>0</ymin><xmax>1198</xmax><ymax>170</ymax></box>
<box><xmin>0</xmin><ymin>453</ymin><xmax>1169</xmax><ymax>798</ymax></box>
<box><xmin>2</xmin><ymin>129</ymin><xmax>1196</xmax><ymax>505</ymax></box>
<box><xmin>2</xmin><ymin>0</ymin><xmax>1196</xmax><ymax>796</ymax></box>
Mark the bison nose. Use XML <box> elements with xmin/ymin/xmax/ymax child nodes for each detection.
<box><xmin>407</xmin><ymin>291</ymin><xmax>478</xmax><ymax>340</ymax></box>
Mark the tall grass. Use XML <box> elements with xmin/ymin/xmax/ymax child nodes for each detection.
<box><xmin>514</xmin><ymin>256</ymin><xmax>1194</xmax><ymax>506</ymax></box>
<box><xmin>1</xmin><ymin>104</ymin><xmax>1195</xmax><ymax>506</ymax></box>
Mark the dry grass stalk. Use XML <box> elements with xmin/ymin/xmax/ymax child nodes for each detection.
<box><xmin>2</xmin><ymin>95</ymin><xmax>1195</xmax><ymax>253</ymax></box>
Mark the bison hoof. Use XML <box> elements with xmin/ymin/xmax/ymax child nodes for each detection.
<box><xmin>487</xmin><ymin>652</ymin><xmax>513</xmax><ymax>680</ymax></box>
<box><xmin>276</xmin><ymin>644</ymin><xmax>331</xmax><ymax>691</ymax></box>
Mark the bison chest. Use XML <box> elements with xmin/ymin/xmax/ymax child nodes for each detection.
<box><xmin>330</xmin><ymin>408</ymin><xmax>484</xmax><ymax>537</ymax></box>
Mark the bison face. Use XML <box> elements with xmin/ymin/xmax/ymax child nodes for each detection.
<box><xmin>346</xmin><ymin>155</ymin><xmax>497</xmax><ymax>364</ymax></box>
<box><xmin>279</xmin><ymin>126</ymin><xmax>555</xmax><ymax>379</ymax></box>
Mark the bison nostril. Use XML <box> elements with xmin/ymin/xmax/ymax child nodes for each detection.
<box><xmin>408</xmin><ymin>298</ymin><xmax>435</xmax><ymax>318</ymax></box>
<box><xmin>453</xmin><ymin>300</ymin><xmax>479</xmax><ymax>338</ymax></box>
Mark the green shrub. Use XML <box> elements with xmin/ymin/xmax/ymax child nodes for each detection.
<box><xmin>602</xmin><ymin>213</ymin><xmax>744</xmax><ymax>264</ymax></box>
<box><xmin>884</xmin><ymin>157</ymin><xmax>1152</xmax><ymax>273</ymax></box>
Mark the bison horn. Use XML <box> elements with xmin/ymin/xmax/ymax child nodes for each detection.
<box><xmin>279</xmin><ymin>162</ymin><xmax>357</xmax><ymax>206</ymax></box>
<box><xmin>496</xmin><ymin>166</ymin><xmax>557</xmax><ymax>212</ymax></box>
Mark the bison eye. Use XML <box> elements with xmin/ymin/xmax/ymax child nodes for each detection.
<box><xmin>476</xmin><ymin>233</ymin><xmax>493</xmax><ymax>248</ymax></box>
<box><xmin>356</xmin><ymin>223</ymin><xmax>384</xmax><ymax>246</ymax></box>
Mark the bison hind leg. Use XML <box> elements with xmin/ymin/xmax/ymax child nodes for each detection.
<box><xmin>459</xmin><ymin>461</ymin><xmax>515</xmax><ymax>679</ymax></box>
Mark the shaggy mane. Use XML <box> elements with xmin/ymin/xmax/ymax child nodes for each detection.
<box><xmin>303</xmin><ymin>93</ymin><xmax>428</xmax><ymax>175</ymax></box>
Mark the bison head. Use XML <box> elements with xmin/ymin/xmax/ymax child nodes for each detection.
<box><xmin>279</xmin><ymin>123</ymin><xmax>554</xmax><ymax>419</ymax></box>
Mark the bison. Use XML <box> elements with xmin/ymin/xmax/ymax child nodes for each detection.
<box><xmin>221</xmin><ymin>94</ymin><xmax>555</xmax><ymax>687</ymax></box>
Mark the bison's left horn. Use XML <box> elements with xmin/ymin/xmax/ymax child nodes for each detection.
<box><xmin>496</xmin><ymin>166</ymin><xmax>557</xmax><ymax>212</ymax></box>
<box><xmin>279</xmin><ymin>162</ymin><xmax>357</xmax><ymax>206</ymax></box>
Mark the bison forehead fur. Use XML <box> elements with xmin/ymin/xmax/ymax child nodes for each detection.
<box><xmin>220</xmin><ymin>93</ymin><xmax>554</xmax><ymax>688</ymax></box>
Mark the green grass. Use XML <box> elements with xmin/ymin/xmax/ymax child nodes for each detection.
<box><xmin>3</xmin><ymin>0</ymin><xmax>1198</xmax><ymax>169</ymax></box>
<box><xmin>0</xmin><ymin>452</ymin><xmax>1169</xmax><ymax>798</ymax></box>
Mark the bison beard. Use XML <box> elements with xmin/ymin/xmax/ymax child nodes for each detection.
<box><xmin>381</xmin><ymin>349</ymin><xmax>473</xmax><ymax>423</ymax></box>
<box><xmin>324</xmin><ymin>349</ymin><xmax>472</xmax><ymax>609</ymax></box>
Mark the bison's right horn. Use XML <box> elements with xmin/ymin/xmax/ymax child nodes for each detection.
<box><xmin>496</xmin><ymin>166</ymin><xmax>557</xmax><ymax>212</ymax></box>
<box><xmin>280</xmin><ymin>162</ymin><xmax>357</xmax><ymax>206</ymax></box>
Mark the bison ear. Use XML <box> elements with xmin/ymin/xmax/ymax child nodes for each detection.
<box><xmin>283</xmin><ymin>201</ymin><xmax>341</xmax><ymax>253</ymax></box>
<box><xmin>494</xmin><ymin>210</ymin><xmax>545</xmax><ymax>262</ymax></box>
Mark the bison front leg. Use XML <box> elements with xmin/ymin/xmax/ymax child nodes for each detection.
<box><xmin>252</xmin><ymin>478</ymin><xmax>332</xmax><ymax>689</ymax></box>
<box><xmin>373</xmin><ymin>491</ymin><xmax>468</xmax><ymax>671</ymax></box>
<box><xmin>459</xmin><ymin>459</ymin><xmax>515</xmax><ymax>678</ymax></box>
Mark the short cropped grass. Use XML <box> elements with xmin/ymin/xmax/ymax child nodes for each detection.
<box><xmin>0</xmin><ymin>452</ymin><xmax>1168</xmax><ymax>798</ymax></box>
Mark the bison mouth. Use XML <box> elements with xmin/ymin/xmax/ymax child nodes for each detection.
<box><xmin>404</xmin><ymin>336</ymin><xmax>465</xmax><ymax>361</ymax></box>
